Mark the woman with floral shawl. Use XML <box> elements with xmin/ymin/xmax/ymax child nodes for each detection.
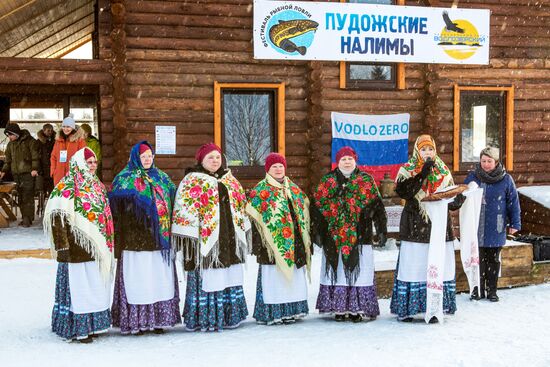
<box><xmin>44</xmin><ymin>147</ymin><xmax>114</xmax><ymax>343</ymax></box>
<box><xmin>172</xmin><ymin>143</ymin><xmax>251</xmax><ymax>331</ymax></box>
<box><xmin>313</xmin><ymin>146</ymin><xmax>387</xmax><ymax>322</ymax></box>
<box><xmin>109</xmin><ymin>141</ymin><xmax>181</xmax><ymax>334</ymax></box>
<box><xmin>390</xmin><ymin>134</ymin><xmax>464</xmax><ymax>322</ymax></box>
<box><xmin>246</xmin><ymin>153</ymin><xmax>312</xmax><ymax>325</ymax></box>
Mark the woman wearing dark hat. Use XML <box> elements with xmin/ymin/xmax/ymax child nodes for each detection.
<box><xmin>44</xmin><ymin>147</ymin><xmax>114</xmax><ymax>343</ymax></box>
<box><xmin>390</xmin><ymin>135</ymin><xmax>464</xmax><ymax>322</ymax></box>
<box><xmin>50</xmin><ymin>114</ymin><xmax>86</xmax><ymax>185</ymax></box>
<box><xmin>172</xmin><ymin>143</ymin><xmax>251</xmax><ymax>331</ymax></box>
<box><xmin>465</xmin><ymin>146</ymin><xmax>521</xmax><ymax>302</ymax></box>
<box><xmin>109</xmin><ymin>141</ymin><xmax>181</xmax><ymax>335</ymax></box>
<box><xmin>313</xmin><ymin>146</ymin><xmax>387</xmax><ymax>322</ymax></box>
<box><xmin>246</xmin><ymin>153</ymin><xmax>312</xmax><ymax>325</ymax></box>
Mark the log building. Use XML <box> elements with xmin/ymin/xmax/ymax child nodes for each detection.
<box><xmin>0</xmin><ymin>0</ymin><xmax>549</xmax><ymax>192</ymax></box>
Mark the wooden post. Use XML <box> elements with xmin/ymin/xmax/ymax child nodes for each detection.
<box><xmin>306</xmin><ymin>61</ymin><xmax>325</xmax><ymax>195</ymax></box>
<box><xmin>110</xmin><ymin>0</ymin><xmax>129</xmax><ymax>174</ymax></box>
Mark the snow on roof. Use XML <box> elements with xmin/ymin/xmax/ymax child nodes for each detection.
<box><xmin>518</xmin><ymin>186</ymin><xmax>550</xmax><ymax>209</ymax></box>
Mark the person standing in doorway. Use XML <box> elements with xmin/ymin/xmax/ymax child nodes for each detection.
<box><xmin>80</xmin><ymin>123</ymin><xmax>102</xmax><ymax>178</ymax></box>
<box><xmin>0</xmin><ymin>123</ymin><xmax>40</xmax><ymax>227</ymax></box>
<box><xmin>37</xmin><ymin>123</ymin><xmax>56</xmax><ymax>195</ymax></box>
<box><xmin>50</xmin><ymin>114</ymin><xmax>86</xmax><ymax>185</ymax></box>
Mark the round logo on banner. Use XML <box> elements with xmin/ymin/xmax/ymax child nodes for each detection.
<box><xmin>267</xmin><ymin>10</ymin><xmax>318</xmax><ymax>56</ymax></box>
<box><xmin>436</xmin><ymin>11</ymin><xmax>484</xmax><ymax>61</ymax></box>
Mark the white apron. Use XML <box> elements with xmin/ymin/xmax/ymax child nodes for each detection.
<box><xmin>68</xmin><ymin>261</ymin><xmax>111</xmax><ymax>314</ymax></box>
<box><xmin>261</xmin><ymin>265</ymin><xmax>308</xmax><ymax>304</ymax></box>
<box><xmin>122</xmin><ymin>250</ymin><xmax>175</xmax><ymax>305</ymax></box>
<box><xmin>201</xmin><ymin>264</ymin><xmax>244</xmax><ymax>292</ymax></box>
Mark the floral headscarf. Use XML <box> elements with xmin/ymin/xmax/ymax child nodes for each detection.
<box><xmin>44</xmin><ymin>148</ymin><xmax>114</xmax><ymax>280</ymax></box>
<box><xmin>109</xmin><ymin>141</ymin><xmax>176</xmax><ymax>258</ymax></box>
<box><xmin>396</xmin><ymin>135</ymin><xmax>454</xmax><ymax>215</ymax></box>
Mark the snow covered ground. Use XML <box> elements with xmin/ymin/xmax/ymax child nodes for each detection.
<box><xmin>1</xmin><ymin>255</ymin><xmax>549</xmax><ymax>367</ymax></box>
<box><xmin>0</xmin><ymin>222</ymin><xmax>46</xmax><ymax>250</ymax></box>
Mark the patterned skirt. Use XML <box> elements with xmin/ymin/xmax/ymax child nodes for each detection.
<box><xmin>111</xmin><ymin>256</ymin><xmax>181</xmax><ymax>334</ymax></box>
<box><xmin>390</xmin><ymin>276</ymin><xmax>457</xmax><ymax>319</ymax></box>
<box><xmin>52</xmin><ymin>263</ymin><xmax>111</xmax><ymax>341</ymax></box>
<box><xmin>183</xmin><ymin>270</ymin><xmax>248</xmax><ymax>332</ymax></box>
<box><xmin>253</xmin><ymin>269</ymin><xmax>309</xmax><ymax>324</ymax></box>
<box><xmin>316</xmin><ymin>284</ymin><xmax>380</xmax><ymax>318</ymax></box>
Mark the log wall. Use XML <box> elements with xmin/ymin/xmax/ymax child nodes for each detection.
<box><xmin>0</xmin><ymin>0</ymin><xmax>549</xmax><ymax>189</ymax></box>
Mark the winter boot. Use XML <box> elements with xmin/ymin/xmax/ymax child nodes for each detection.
<box><xmin>470</xmin><ymin>287</ymin><xmax>481</xmax><ymax>301</ymax></box>
<box><xmin>488</xmin><ymin>291</ymin><xmax>499</xmax><ymax>302</ymax></box>
<box><xmin>78</xmin><ymin>336</ymin><xmax>93</xmax><ymax>344</ymax></box>
<box><xmin>334</xmin><ymin>314</ymin><xmax>346</xmax><ymax>322</ymax></box>
<box><xmin>349</xmin><ymin>314</ymin><xmax>363</xmax><ymax>323</ymax></box>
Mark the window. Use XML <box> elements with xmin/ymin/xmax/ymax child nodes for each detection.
<box><xmin>214</xmin><ymin>82</ymin><xmax>285</xmax><ymax>178</ymax></box>
<box><xmin>454</xmin><ymin>85</ymin><xmax>515</xmax><ymax>171</ymax></box>
<box><xmin>339</xmin><ymin>0</ymin><xmax>405</xmax><ymax>90</ymax></box>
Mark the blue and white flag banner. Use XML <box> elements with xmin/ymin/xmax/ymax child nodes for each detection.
<box><xmin>331</xmin><ymin>111</ymin><xmax>410</xmax><ymax>182</ymax></box>
<box><xmin>254</xmin><ymin>0</ymin><xmax>490</xmax><ymax>64</ymax></box>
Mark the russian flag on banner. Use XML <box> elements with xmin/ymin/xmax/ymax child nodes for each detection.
<box><xmin>331</xmin><ymin>112</ymin><xmax>410</xmax><ymax>183</ymax></box>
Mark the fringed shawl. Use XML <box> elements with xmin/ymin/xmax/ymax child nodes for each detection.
<box><xmin>43</xmin><ymin>148</ymin><xmax>114</xmax><ymax>281</ymax></box>
<box><xmin>171</xmin><ymin>169</ymin><xmax>251</xmax><ymax>269</ymax></box>
<box><xmin>396</xmin><ymin>135</ymin><xmax>454</xmax><ymax>219</ymax></box>
<box><xmin>313</xmin><ymin>168</ymin><xmax>380</xmax><ymax>285</ymax></box>
<box><xmin>246</xmin><ymin>174</ymin><xmax>312</xmax><ymax>281</ymax></box>
<box><xmin>108</xmin><ymin>141</ymin><xmax>176</xmax><ymax>258</ymax></box>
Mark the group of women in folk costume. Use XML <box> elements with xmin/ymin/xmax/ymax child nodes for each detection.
<box><xmin>44</xmin><ymin>135</ymin><xmax>471</xmax><ymax>342</ymax></box>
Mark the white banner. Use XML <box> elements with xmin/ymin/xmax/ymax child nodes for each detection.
<box><xmin>254</xmin><ymin>0</ymin><xmax>490</xmax><ymax>64</ymax></box>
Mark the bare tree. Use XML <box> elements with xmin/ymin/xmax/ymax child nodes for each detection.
<box><xmin>224</xmin><ymin>93</ymin><xmax>272</xmax><ymax>165</ymax></box>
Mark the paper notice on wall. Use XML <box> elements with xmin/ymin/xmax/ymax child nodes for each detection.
<box><xmin>155</xmin><ymin>126</ymin><xmax>176</xmax><ymax>155</ymax></box>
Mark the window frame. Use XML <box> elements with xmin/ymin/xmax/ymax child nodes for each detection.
<box><xmin>338</xmin><ymin>0</ymin><xmax>405</xmax><ymax>90</ymax></box>
<box><xmin>453</xmin><ymin>85</ymin><xmax>515</xmax><ymax>172</ymax></box>
<box><xmin>213</xmin><ymin>82</ymin><xmax>285</xmax><ymax>178</ymax></box>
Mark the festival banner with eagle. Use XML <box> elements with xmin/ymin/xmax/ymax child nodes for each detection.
<box><xmin>253</xmin><ymin>0</ymin><xmax>490</xmax><ymax>64</ymax></box>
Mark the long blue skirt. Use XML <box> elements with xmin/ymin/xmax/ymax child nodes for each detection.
<box><xmin>253</xmin><ymin>268</ymin><xmax>309</xmax><ymax>324</ymax></box>
<box><xmin>51</xmin><ymin>263</ymin><xmax>111</xmax><ymax>340</ymax></box>
<box><xmin>390</xmin><ymin>275</ymin><xmax>457</xmax><ymax>319</ymax></box>
<box><xmin>183</xmin><ymin>270</ymin><xmax>248</xmax><ymax>331</ymax></box>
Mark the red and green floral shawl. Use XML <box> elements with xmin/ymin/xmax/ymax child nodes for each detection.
<box><xmin>246</xmin><ymin>174</ymin><xmax>312</xmax><ymax>280</ymax></box>
<box><xmin>313</xmin><ymin>168</ymin><xmax>380</xmax><ymax>284</ymax></box>
<box><xmin>171</xmin><ymin>169</ymin><xmax>251</xmax><ymax>269</ymax></box>
<box><xmin>43</xmin><ymin>148</ymin><xmax>114</xmax><ymax>281</ymax></box>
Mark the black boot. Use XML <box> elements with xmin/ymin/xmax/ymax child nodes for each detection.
<box><xmin>428</xmin><ymin>317</ymin><xmax>439</xmax><ymax>324</ymax></box>
<box><xmin>470</xmin><ymin>287</ymin><xmax>481</xmax><ymax>301</ymax></box>
<box><xmin>488</xmin><ymin>291</ymin><xmax>499</xmax><ymax>302</ymax></box>
<box><xmin>334</xmin><ymin>314</ymin><xmax>346</xmax><ymax>322</ymax></box>
<box><xmin>349</xmin><ymin>314</ymin><xmax>363</xmax><ymax>323</ymax></box>
<box><xmin>78</xmin><ymin>336</ymin><xmax>93</xmax><ymax>344</ymax></box>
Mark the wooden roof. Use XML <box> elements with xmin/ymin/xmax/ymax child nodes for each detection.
<box><xmin>0</xmin><ymin>0</ymin><xmax>94</xmax><ymax>58</ymax></box>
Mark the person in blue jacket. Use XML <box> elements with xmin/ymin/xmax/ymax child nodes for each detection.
<box><xmin>465</xmin><ymin>146</ymin><xmax>521</xmax><ymax>302</ymax></box>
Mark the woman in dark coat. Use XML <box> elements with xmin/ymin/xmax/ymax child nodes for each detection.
<box><xmin>171</xmin><ymin>143</ymin><xmax>251</xmax><ymax>331</ymax></box>
<box><xmin>390</xmin><ymin>135</ymin><xmax>464</xmax><ymax>323</ymax></box>
<box><xmin>313</xmin><ymin>146</ymin><xmax>387</xmax><ymax>322</ymax></box>
<box><xmin>109</xmin><ymin>141</ymin><xmax>181</xmax><ymax>335</ymax></box>
<box><xmin>44</xmin><ymin>148</ymin><xmax>114</xmax><ymax>343</ymax></box>
<box><xmin>246</xmin><ymin>153</ymin><xmax>312</xmax><ymax>325</ymax></box>
<box><xmin>465</xmin><ymin>146</ymin><xmax>521</xmax><ymax>302</ymax></box>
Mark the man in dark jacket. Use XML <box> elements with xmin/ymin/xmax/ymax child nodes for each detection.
<box><xmin>37</xmin><ymin>123</ymin><xmax>56</xmax><ymax>195</ymax></box>
<box><xmin>0</xmin><ymin>123</ymin><xmax>41</xmax><ymax>227</ymax></box>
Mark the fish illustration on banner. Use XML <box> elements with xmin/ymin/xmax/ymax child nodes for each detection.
<box><xmin>331</xmin><ymin>112</ymin><xmax>410</xmax><ymax>182</ymax></box>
